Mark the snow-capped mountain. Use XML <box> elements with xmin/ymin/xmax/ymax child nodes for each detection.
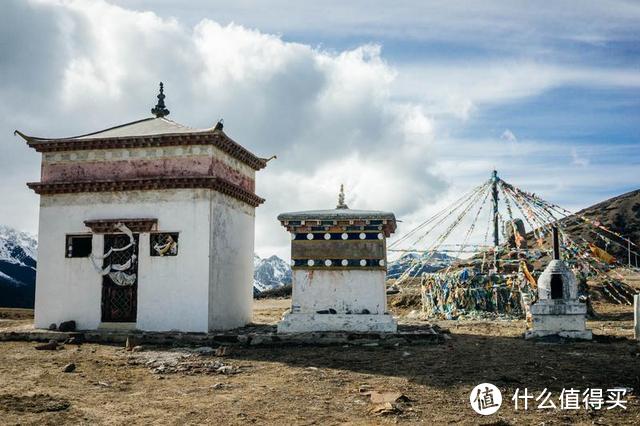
<box><xmin>253</xmin><ymin>254</ymin><xmax>292</xmax><ymax>295</ymax></box>
<box><xmin>0</xmin><ymin>225</ymin><xmax>37</xmax><ymax>308</ymax></box>
<box><xmin>386</xmin><ymin>252</ymin><xmax>454</xmax><ymax>279</ymax></box>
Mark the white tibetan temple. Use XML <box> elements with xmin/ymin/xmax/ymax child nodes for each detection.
<box><xmin>16</xmin><ymin>83</ymin><xmax>267</xmax><ymax>332</ymax></box>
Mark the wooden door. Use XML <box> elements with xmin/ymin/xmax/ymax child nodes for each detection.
<box><xmin>101</xmin><ymin>233</ymin><xmax>139</xmax><ymax>322</ymax></box>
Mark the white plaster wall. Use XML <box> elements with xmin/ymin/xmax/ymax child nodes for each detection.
<box><xmin>135</xmin><ymin>193</ymin><xmax>211</xmax><ymax>332</ymax></box>
<box><xmin>291</xmin><ymin>270</ymin><xmax>388</xmax><ymax>314</ymax></box>
<box><xmin>208</xmin><ymin>192</ymin><xmax>255</xmax><ymax>330</ymax></box>
<box><xmin>34</xmin><ymin>189</ymin><xmax>212</xmax><ymax>332</ymax></box>
<box><xmin>34</xmin><ymin>227</ymin><xmax>103</xmax><ymax>330</ymax></box>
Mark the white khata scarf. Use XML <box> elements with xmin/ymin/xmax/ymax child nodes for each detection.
<box><xmin>89</xmin><ymin>223</ymin><xmax>137</xmax><ymax>286</ymax></box>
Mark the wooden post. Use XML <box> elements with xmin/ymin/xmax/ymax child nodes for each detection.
<box><xmin>635</xmin><ymin>294</ymin><xmax>639</xmax><ymax>341</ymax></box>
<box><xmin>552</xmin><ymin>226</ymin><xmax>560</xmax><ymax>260</ymax></box>
<box><xmin>491</xmin><ymin>170</ymin><xmax>499</xmax><ymax>248</ymax></box>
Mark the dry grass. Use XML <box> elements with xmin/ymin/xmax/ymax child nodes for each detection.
<box><xmin>0</xmin><ymin>297</ymin><xmax>639</xmax><ymax>424</ymax></box>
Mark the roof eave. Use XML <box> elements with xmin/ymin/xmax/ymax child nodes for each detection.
<box><xmin>15</xmin><ymin>129</ymin><xmax>268</xmax><ymax>171</ymax></box>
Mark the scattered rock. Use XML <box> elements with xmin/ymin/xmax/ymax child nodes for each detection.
<box><xmin>48</xmin><ymin>323</ymin><xmax>57</xmax><ymax>331</ymax></box>
<box><xmin>249</xmin><ymin>335</ymin><xmax>268</xmax><ymax>346</ymax></box>
<box><xmin>369</xmin><ymin>391</ymin><xmax>410</xmax><ymax>404</ymax></box>
<box><xmin>35</xmin><ymin>340</ymin><xmax>59</xmax><ymax>351</ymax></box>
<box><xmin>125</xmin><ymin>337</ymin><xmax>133</xmax><ymax>351</ymax></box>
<box><xmin>193</xmin><ymin>346</ymin><xmax>214</xmax><ymax>356</ymax></box>
<box><xmin>359</xmin><ymin>385</ymin><xmax>372</xmax><ymax>394</ymax></box>
<box><xmin>65</xmin><ymin>334</ymin><xmax>84</xmax><ymax>345</ymax></box>
<box><xmin>369</xmin><ymin>402</ymin><xmax>401</xmax><ymax>416</ymax></box>
<box><xmin>362</xmin><ymin>389</ymin><xmax>411</xmax><ymax>416</ymax></box>
<box><xmin>216</xmin><ymin>366</ymin><xmax>235</xmax><ymax>375</ymax></box>
<box><xmin>215</xmin><ymin>346</ymin><xmax>227</xmax><ymax>357</ymax></box>
<box><xmin>58</xmin><ymin>321</ymin><xmax>76</xmax><ymax>332</ymax></box>
<box><xmin>128</xmin><ymin>348</ymin><xmax>240</xmax><ymax>375</ymax></box>
<box><xmin>211</xmin><ymin>382</ymin><xmax>224</xmax><ymax>389</ymax></box>
<box><xmin>131</xmin><ymin>345</ymin><xmax>144</xmax><ymax>352</ymax></box>
<box><xmin>62</xmin><ymin>363</ymin><xmax>76</xmax><ymax>373</ymax></box>
<box><xmin>97</xmin><ymin>381</ymin><xmax>110</xmax><ymax>387</ymax></box>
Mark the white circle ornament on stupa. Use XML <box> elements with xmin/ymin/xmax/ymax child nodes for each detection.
<box><xmin>307</xmin><ymin>259</ymin><xmax>315</xmax><ymax>266</ymax></box>
<box><xmin>360</xmin><ymin>259</ymin><xmax>367</xmax><ymax>266</ymax></box>
<box><xmin>307</xmin><ymin>233</ymin><xmax>314</xmax><ymax>240</ymax></box>
<box><xmin>359</xmin><ymin>233</ymin><xmax>366</xmax><ymax>240</ymax></box>
<box><xmin>325</xmin><ymin>259</ymin><xmax>332</xmax><ymax>266</ymax></box>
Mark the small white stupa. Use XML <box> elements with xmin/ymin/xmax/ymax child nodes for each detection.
<box><xmin>525</xmin><ymin>227</ymin><xmax>592</xmax><ymax>340</ymax></box>
<box><xmin>276</xmin><ymin>186</ymin><xmax>398</xmax><ymax>333</ymax></box>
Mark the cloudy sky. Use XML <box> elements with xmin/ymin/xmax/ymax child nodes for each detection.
<box><xmin>1</xmin><ymin>0</ymin><xmax>639</xmax><ymax>259</ymax></box>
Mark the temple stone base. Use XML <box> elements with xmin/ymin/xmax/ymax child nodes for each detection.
<box><xmin>525</xmin><ymin>329</ymin><xmax>593</xmax><ymax>340</ymax></box>
<box><xmin>277</xmin><ymin>313</ymin><xmax>398</xmax><ymax>334</ymax></box>
<box><xmin>525</xmin><ymin>299</ymin><xmax>592</xmax><ymax>340</ymax></box>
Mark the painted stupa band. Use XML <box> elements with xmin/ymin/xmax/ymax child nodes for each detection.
<box><xmin>290</xmin><ymin>229</ymin><xmax>387</xmax><ymax>270</ymax></box>
<box><xmin>291</xmin><ymin>258</ymin><xmax>386</xmax><ymax>269</ymax></box>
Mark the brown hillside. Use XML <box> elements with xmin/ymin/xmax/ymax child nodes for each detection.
<box><xmin>561</xmin><ymin>188</ymin><xmax>640</xmax><ymax>262</ymax></box>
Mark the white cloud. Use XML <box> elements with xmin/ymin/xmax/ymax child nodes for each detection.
<box><xmin>571</xmin><ymin>148</ymin><xmax>590</xmax><ymax>168</ymax></box>
<box><xmin>501</xmin><ymin>129</ymin><xmax>518</xmax><ymax>144</ymax></box>
<box><xmin>1</xmin><ymin>0</ymin><xmax>446</xmax><ymax>257</ymax></box>
<box><xmin>394</xmin><ymin>61</ymin><xmax>640</xmax><ymax>119</ymax></box>
<box><xmin>1</xmin><ymin>0</ymin><xmax>638</xmax><ymax>260</ymax></box>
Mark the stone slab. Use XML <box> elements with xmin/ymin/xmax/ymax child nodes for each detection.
<box><xmin>525</xmin><ymin>329</ymin><xmax>593</xmax><ymax>340</ymax></box>
<box><xmin>0</xmin><ymin>324</ymin><xmax>442</xmax><ymax>347</ymax></box>
<box><xmin>530</xmin><ymin>314</ymin><xmax>588</xmax><ymax>332</ymax></box>
<box><xmin>277</xmin><ymin>313</ymin><xmax>398</xmax><ymax>333</ymax></box>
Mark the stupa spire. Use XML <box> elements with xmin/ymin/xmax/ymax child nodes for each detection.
<box><xmin>151</xmin><ymin>82</ymin><xmax>170</xmax><ymax>118</ymax></box>
<box><xmin>336</xmin><ymin>184</ymin><xmax>349</xmax><ymax>209</ymax></box>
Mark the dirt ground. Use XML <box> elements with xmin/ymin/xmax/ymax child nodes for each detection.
<box><xmin>0</xmin><ymin>299</ymin><xmax>639</xmax><ymax>425</ymax></box>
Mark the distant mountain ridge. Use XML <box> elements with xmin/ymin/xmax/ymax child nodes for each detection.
<box><xmin>253</xmin><ymin>254</ymin><xmax>292</xmax><ymax>296</ymax></box>
<box><xmin>0</xmin><ymin>225</ymin><xmax>37</xmax><ymax>308</ymax></box>
<box><xmin>386</xmin><ymin>251</ymin><xmax>455</xmax><ymax>279</ymax></box>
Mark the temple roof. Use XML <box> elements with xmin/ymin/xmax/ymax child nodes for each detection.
<box><xmin>278</xmin><ymin>209</ymin><xmax>396</xmax><ymax>222</ymax></box>
<box><xmin>15</xmin><ymin>117</ymin><xmax>267</xmax><ymax>170</ymax></box>
<box><xmin>47</xmin><ymin>117</ymin><xmax>201</xmax><ymax>140</ymax></box>
<box><xmin>15</xmin><ymin>117</ymin><xmax>210</xmax><ymax>141</ymax></box>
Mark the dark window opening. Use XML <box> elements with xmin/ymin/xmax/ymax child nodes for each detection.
<box><xmin>150</xmin><ymin>233</ymin><xmax>179</xmax><ymax>256</ymax></box>
<box><xmin>550</xmin><ymin>274</ymin><xmax>564</xmax><ymax>299</ymax></box>
<box><xmin>66</xmin><ymin>235</ymin><xmax>92</xmax><ymax>258</ymax></box>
